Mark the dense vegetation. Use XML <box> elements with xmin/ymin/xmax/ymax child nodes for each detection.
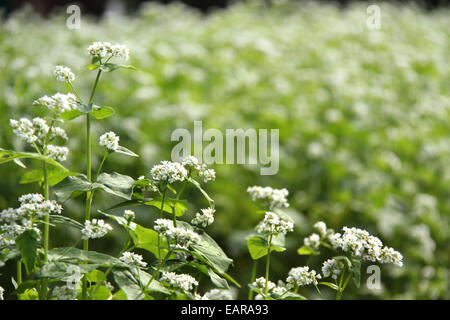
<box><xmin>0</xmin><ymin>1</ymin><xmax>448</xmax><ymax>299</ymax></box>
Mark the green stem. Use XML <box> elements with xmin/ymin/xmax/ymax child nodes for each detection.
<box><xmin>248</xmin><ymin>259</ymin><xmax>259</xmax><ymax>300</ymax></box>
<box><xmin>157</xmin><ymin>189</ymin><xmax>167</xmax><ymax>260</ymax></box>
<box><xmin>94</xmin><ymin>151</ymin><xmax>108</xmax><ymax>182</ymax></box>
<box><xmin>17</xmin><ymin>261</ymin><xmax>22</xmax><ymax>285</ymax></box>
<box><xmin>336</xmin><ymin>268</ymin><xmax>346</xmax><ymax>300</ymax></box>
<box><xmin>264</xmin><ymin>234</ymin><xmax>273</xmax><ymax>297</ymax></box>
<box><xmin>143</xmin><ymin>250</ymin><xmax>171</xmax><ymax>295</ymax></box>
<box><xmin>82</xmin><ymin>68</ymin><xmax>102</xmax><ymax>300</ymax></box>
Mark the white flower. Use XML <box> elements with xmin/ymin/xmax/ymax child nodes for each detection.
<box><xmin>191</xmin><ymin>207</ymin><xmax>215</xmax><ymax>228</ymax></box>
<box><xmin>81</xmin><ymin>219</ymin><xmax>112</xmax><ymax>240</ymax></box>
<box><xmin>256</xmin><ymin>211</ymin><xmax>294</xmax><ymax>235</ymax></box>
<box><xmin>322</xmin><ymin>259</ymin><xmax>344</xmax><ymax>280</ymax></box>
<box><xmin>252</xmin><ymin>277</ymin><xmax>276</xmax><ymax>291</ymax></box>
<box><xmin>99</xmin><ymin>131</ymin><xmax>119</xmax><ymax>151</ymax></box>
<box><xmin>379</xmin><ymin>246</ymin><xmax>403</xmax><ymax>267</ymax></box>
<box><xmin>33</xmin><ymin>92</ymin><xmax>78</xmax><ymax>114</ymax></box>
<box><xmin>331</xmin><ymin>227</ymin><xmax>403</xmax><ymax>266</ymax></box>
<box><xmin>123</xmin><ymin>210</ymin><xmax>135</xmax><ymax>221</ymax></box>
<box><xmin>0</xmin><ymin>194</ymin><xmax>61</xmax><ymax>247</ymax></box>
<box><xmin>247</xmin><ymin>186</ymin><xmax>289</xmax><ymax>209</ymax></box>
<box><xmin>181</xmin><ymin>155</ymin><xmax>201</xmax><ymax>171</ymax></box>
<box><xmin>154</xmin><ymin>218</ymin><xmax>201</xmax><ymax>250</ymax></box>
<box><xmin>180</xmin><ymin>156</ymin><xmax>215</xmax><ymax>183</ymax></box>
<box><xmin>54</xmin><ymin>65</ymin><xmax>75</xmax><ymax>82</ymax></box>
<box><xmin>160</xmin><ymin>272</ymin><xmax>198</xmax><ymax>292</ymax></box>
<box><xmin>150</xmin><ymin>161</ymin><xmax>188</xmax><ymax>184</ymax></box>
<box><xmin>51</xmin><ymin>127</ymin><xmax>68</xmax><ymax>140</ymax></box>
<box><xmin>46</xmin><ymin>145</ymin><xmax>69</xmax><ymax>161</ymax></box>
<box><xmin>87</xmin><ymin>42</ymin><xmax>129</xmax><ymax>60</ymax></box>
<box><xmin>201</xmin><ymin>288</ymin><xmax>236</xmax><ymax>300</ymax></box>
<box><xmin>10</xmin><ymin>118</ymin><xmax>37</xmax><ymax>143</ymax></box>
<box><xmin>304</xmin><ymin>233</ymin><xmax>320</xmax><ymax>249</ymax></box>
<box><xmin>286</xmin><ymin>266</ymin><xmax>321</xmax><ymax>288</ymax></box>
<box><xmin>0</xmin><ymin>286</ymin><xmax>4</xmax><ymax>300</ymax></box>
<box><xmin>120</xmin><ymin>252</ymin><xmax>147</xmax><ymax>268</ymax></box>
<box><xmin>52</xmin><ymin>285</ymin><xmax>77</xmax><ymax>300</ymax></box>
<box><xmin>199</xmin><ymin>168</ymin><xmax>215</xmax><ymax>183</ymax></box>
<box><xmin>314</xmin><ymin>221</ymin><xmax>327</xmax><ymax>237</ymax></box>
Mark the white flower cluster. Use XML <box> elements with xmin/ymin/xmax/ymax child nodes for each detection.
<box><xmin>251</xmin><ymin>277</ymin><xmax>287</xmax><ymax>299</ymax></box>
<box><xmin>46</xmin><ymin>145</ymin><xmax>69</xmax><ymax>162</ymax></box>
<box><xmin>160</xmin><ymin>272</ymin><xmax>198</xmax><ymax>292</ymax></box>
<box><xmin>0</xmin><ymin>194</ymin><xmax>62</xmax><ymax>246</ymax></box>
<box><xmin>0</xmin><ymin>286</ymin><xmax>4</xmax><ymax>300</ymax></box>
<box><xmin>286</xmin><ymin>266</ymin><xmax>321</xmax><ymax>288</ymax></box>
<box><xmin>181</xmin><ymin>155</ymin><xmax>216</xmax><ymax>182</ymax></box>
<box><xmin>54</xmin><ymin>65</ymin><xmax>75</xmax><ymax>82</ymax></box>
<box><xmin>154</xmin><ymin>219</ymin><xmax>201</xmax><ymax>251</ymax></box>
<box><xmin>99</xmin><ymin>131</ymin><xmax>119</xmax><ymax>151</ymax></box>
<box><xmin>150</xmin><ymin>161</ymin><xmax>188</xmax><ymax>184</ymax></box>
<box><xmin>33</xmin><ymin>92</ymin><xmax>77</xmax><ymax>114</ymax></box>
<box><xmin>9</xmin><ymin>117</ymin><xmax>67</xmax><ymax>146</ymax></box>
<box><xmin>304</xmin><ymin>233</ymin><xmax>320</xmax><ymax>249</ymax></box>
<box><xmin>256</xmin><ymin>211</ymin><xmax>294</xmax><ymax>235</ymax></box>
<box><xmin>200</xmin><ymin>289</ymin><xmax>236</xmax><ymax>300</ymax></box>
<box><xmin>247</xmin><ymin>186</ymin><xmax>289</xmax><ymax>209</ymax></box>
<box><xmin>330</xmin><ymin>227</ymin><xmax>403</xmax><ymax>266</ymax></box>
<box><xmin>322</xmin><ymin>258</ymin><xmax>344</xmax><ymax>280</ymax></box>
<box><xmin>191</xmin><ymin>207</ymin><xmax>215</xmax><ymax>228</ymax></box>
<box><xmin>123</xmin><ymin>209</ymin><xmax>135</xmax><ymax>221</ymax></box>
<box><xmin>120</xmin><ymin>252</ymin><xmax>147</xmax><ymax>268</ymax></box>
<box><xmin>81</xmin><ymin>219</ymin><xmax>112</xmax><ymax>240</ymax></box>
<box><xmin>52</xmin><ymin>285</ymin><xmax>77</xmax><ymax>300</ymax></box>
<box><xmin>87</xmin><ymin>42</ymin><xmax>129</xmax><ymax>60</ymax></box>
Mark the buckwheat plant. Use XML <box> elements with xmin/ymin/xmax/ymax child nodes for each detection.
<box><xmin>246</xmin><ymin>186</ymin><xmax>403</xmax><ymax>300</ymax></box>
<box><xmin>0</xmin><ymin>43</ymin><xmax>235</xmax><ymax>300</ymax></box>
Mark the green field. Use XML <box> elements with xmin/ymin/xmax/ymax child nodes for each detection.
<box><xmin>0</xmin><ymin>1</ymin><xmax>449</xmax><ymax>299</ymax></box>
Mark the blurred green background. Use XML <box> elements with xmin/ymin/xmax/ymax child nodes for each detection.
<box><xmin>0</xmin><ymin>1</ymin><xmax>449</xmax><ymax>299</ymax></box>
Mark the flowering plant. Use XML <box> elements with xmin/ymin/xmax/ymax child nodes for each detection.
<box><xmin>0</xmin><ymin>41</ymin><xmax>403</xmax><ymax>301</ymax></box>
<box><xmin>0</xmin><ymin>42</ymin><xmax>236</xmax><ymax>300</ymax></box>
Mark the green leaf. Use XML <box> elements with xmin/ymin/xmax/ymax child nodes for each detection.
<box><xmin>92</xmin><ymin>106</ymin><xmax>115</xmax><ymax>119</ymax></box>
<box><xmin>177</xmin><ymin>221</ymin><xmax>233</xmax><ymax>274</ymax></box>
<box><xmin>85</xmin><ymin>64</ymin><xmax>100</xmax><ymax>70</ymax></box>
<box><xmin>130</xmin><ymin>224</ymin><xmax>169</xmax><ymax>259</ymax></box>
<box><xmin>247</xmin><ymin>235</ymin><xmax>285</xmax><ymax>260</ymax></box>
<box><xmin>49</xmin><ymin>215</ymin><xmax>84</xmax><ymax>230</ymax></box>
<box><xmin>54</xmin><ymin>172</ymin><xmax>135</xmax><ymax>202</ymax></box>
<box><xmin>86</xmin><ymin>270</ymin><xmax>107</xmax><ymax>283</ymax></box>
<box><xmin>319</xmin><ymin>281</ymin><xmax>339</xmax><ymax>291</ymax></box>
<box><xmin>111</xmin><ymin>289</ymin><xmax>127</xmax><ymax>300</ymax></box>
<box><xmin>297</xmin><ymin>245</ymin><xmax>320</xmax><ymax>256</ymax></box>
<box><xmin>115</xmin><ymin>145</ymin><xmax>139</xmax><ymax>157</ymax></box>
<box><xmin>60</xmin><ymin>109</ymin><xmax>83</xmax><ymax>121</ymax></box>
<box><xmin>96</xmin><ymin>172</ymin><xmax>136</xmax><ymax>200</ymax></box>
<box><xmin>16</xmin><ymin>229</ymin><xmax>39</xmax><ymax>274</ymax></box>
<box><xmin>100</xmin><ymin>63</ymin><xmax>120</xmax><ymax>72</ymax></box>
<box><xmin>47</xmin><ymin>247</ymin><xmax>127</xmax><ymax>268</ymax></box>
<box><xmin>146</xmin><ymin>198</ymin><xmax>189</xmax><ymax>217</ymax></box>
<box><xmin>91</xmin><ymin>286</ymin><xmax>112</xmax><ymax>300</ymax></box>
<box><xmin>112</xmin><ymin>269</ymin><xmax>169</xmax><ymax>300</ymax></box>
<box><xmin>18</xmin><ymin>288</ymin><xmax>39</xmax><ymax>300</ymax></box>
<box><xmin>20</xmin><ymin>167</ymin><xmax>76</xmax><ymax>186</ymax></box>
<box><xmin>0</xmin><ymin>148</ymin><xmax>68</xmax><ymax>171</ymax></box>
<box><xmin>119</xmin><ymin>64</ymin><xmax>137</xmax><ymax>71</ymax></box>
